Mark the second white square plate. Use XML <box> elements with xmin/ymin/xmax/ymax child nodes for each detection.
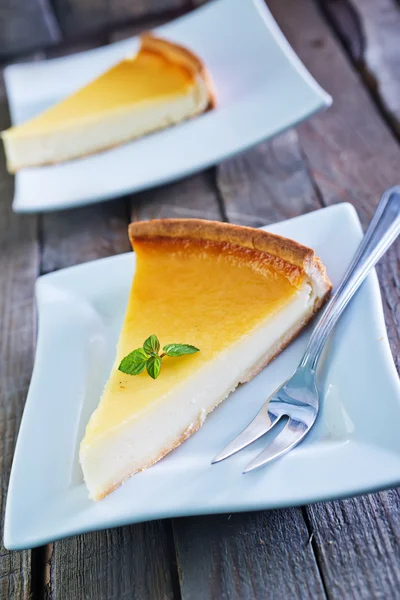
<box><xmin>5</xmin><ymin>204</ymin><xmax>400</xmax><ymax>550</ymax></box>
<box><xmin>5</xmin><ymin>0</ymin><xmax>331</xmax><ymax>212</ymax></box>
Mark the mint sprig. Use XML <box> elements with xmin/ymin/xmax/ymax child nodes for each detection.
<box><xmin>118</xmin><ymin>334</ymin><xmax>199</xmax><ymax>380</ymax></box>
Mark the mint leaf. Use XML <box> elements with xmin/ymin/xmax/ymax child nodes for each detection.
<box><xmin>143</xmin><ymin>334</ymin><xmax>160</xmax><ymax>356</ymax></box>
<box><xmin>118</xmin><ymin>348</ymin><xmax>148</xmax><ymax>375</ymax></box>
<box><xmin>119</xmin><ymin>337</ymin><xmax>199</xmax><ymax>379</ymax></box>
<box><xmin>146</xmin><ymin>355</ymin><xmax>162</xmax><ymax>379</ymax></box>
<box><xmin>163</xmin><ymin>344</ymin><xmax>199</xmax><ymax>357</ymax></box>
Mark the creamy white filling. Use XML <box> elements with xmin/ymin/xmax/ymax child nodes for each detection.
<box><xmin>80</xmin><ymin>283</ymin><xmax>315</xmax><ymax>500</ymax></box>
<box><xmin>3</xmin><ymin>75</ymin><xmax>209</xmax><ymax>171</ymax></box>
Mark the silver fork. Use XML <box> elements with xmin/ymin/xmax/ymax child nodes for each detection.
<box><xmin>212</xmin><ymin>186</ymin><xmax>400</xmax><ymax>473</ymax></box>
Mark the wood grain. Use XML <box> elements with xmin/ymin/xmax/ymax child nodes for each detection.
<box><xmin>320</xmin><ymin>0</ymin><xmax>400</xmax><ymax>354</ymax></box>
<box><xmin>216</xmin><ymin>130</ymin><xmax>322</xmax><ymax>227</ymax></box>
<box><xmin>0</xmin><ymin>71</ymin><xmax>37</xmax><ymax>599</ymax></box>
<box><xmin>48</xmin><ymin>522</ymin><xmax>179</xmax><ymax>600</ymax></box>
<box><xmin>130</xmin><ymin>170</ymin><xmax>222</xmax><ymax>222</ymax></box>
<box><xmin>0</xmin><ymin>0</ymin><xmax>61</xmax><ymax>58</ymax></box>
<box><xmin>270</xmin><ymin>0</ymin><xmax>400</xmax><ymax>366</ymax></box>
<box><xmin>52</xmin><ymin>0</ymin><xmax>189</xmax><ymax>38</ymax></box>
<box><xmin>322</xmin><ymin>0</ymin><xmax>400</xmax><ymax>134</ymax></box>
<box><xmin>40</xmin><ymin>199</ymin><xmax>131</xmax><ymax>274</ymax></box>
<box><xmin>319</xmin><ymin>0</ymin><xmax>364</xmax><ymax>61</ymax></box>
<box><xmin>307</xmin><ymin>492</ymin><xmax>400</xmax><ymax>599</ymax></box>
<box><xmin>174</xmin><ymin>511</ymin><xmax>326</xmax><ymax>600</ymax></box>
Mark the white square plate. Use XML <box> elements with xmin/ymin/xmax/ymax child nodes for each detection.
<box><xmin>5</xmin><ymin>0</ymin><xmax>331</xmax><ymax>213</ymax></box>
<box><xmin>5</xmin><ymin>204</ymin><xmax>400</xmax><ymax>550</ymax></box>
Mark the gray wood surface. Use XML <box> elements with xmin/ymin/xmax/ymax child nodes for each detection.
<box><xmin>130</xmin><ymin>170</ymin><xmax>222</xmax><ymax>222</ymax></box>
<box><xmin>0</xmin><ymin>0</ymin><xmax>61</xmax><ymax>57</ymax></box>
<box><xmin>47</xmin><ymin>522</ymin><xmax>179</xmax><ymax>600</ymax></box>
<box><xmin>0</xmin><ymin>0</ymin><xmax>399</xmax><ymax>599</ymax></box>
<box><xmin>173</xmin><ymin>510</ymin><xmax>326</xmax><ymax>600</ymax></box>
<box><xmin>52</xmin><ymin>0</ymin><xmax>188</xmax><ymax>38</ymax></box>
<box><xmin>323</xmin><ymin>0</ymin><xmax>400</xmax><ymax>134</ymax></box>
<box><xmin>306</xmin><ymin>493</ymin><xmax>400</xmax><ymax>599</ymax></box>
<box><xmin>216</xmin><ymin>130</ymin><xmax>321</xmax><ymax>226</ymax></box>
<box><xmin>0</xmin><ymin>73</ymin><xmax>36</xmax><ymax>599</ymax></box>
<box><xmin>0</xmin><ymin>0</ymin><xmax>189</xmax><ymax>58</ymax></box>
<box><xmin>40</xmin><ymin>200</ymin><xmax>130</xmax><ymax>274</ymax></box>
<box><xmin>275</xmin><ymin>0</ymin><xmax>400</xmax><ymax>368</ymax></box>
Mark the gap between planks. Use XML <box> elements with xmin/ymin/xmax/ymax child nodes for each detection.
<box><xmin>318</xmin><ymin>0</ymin><xmax>400</xmax><ymax>141</ymax></box>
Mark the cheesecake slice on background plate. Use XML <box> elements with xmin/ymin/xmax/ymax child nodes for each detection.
<box><xmin>2</xmin><ymin>35</ymin><xmax>214</xmax><ymax>172</ymax></box>
<box><xmin>3</xmin><ymin>0</ymin><xmax>332</xmax><ymax>212</ymax></box>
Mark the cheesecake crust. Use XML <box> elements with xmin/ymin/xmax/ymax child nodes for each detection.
<box><xmin>140</xmin><ymin>34</ymin><xmax>216</xmax><ymax>109</ymax></box>
<box><xmin>129</xmin><ymin>218</ymin><xmax>332</xmax><ymax>291</ymax></box>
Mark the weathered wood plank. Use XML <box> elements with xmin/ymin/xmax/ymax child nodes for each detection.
<box><xmin>0</xmin><ymin>71</ymin><xmax>37</xmax><ymax>598</ymax></box>
<box><xmin>40</xmin><ymin>199</ymin><xmax>131</xmax><ymax>274</ymax></box>
<box><xmin>48</xmin><ymin>522</ymin><xmax>179</xmax><ymax>600</ymax></box>
<box><xmin>0</xmin><ymin>0</ymin><xmax>61</xmax><ymax>58</ymax></box>
<box><xmin>174</xmin><ymin>510</ymin><xmax>326</xmax><ymax>600</ymax></box>
<box><xmin>267</xmin><ymin>0</ymin><xmax>400</xmax><ymax>597</ymax></box>
<box><xmin>52</xmin><ymin>0</ymin><xmax>189</xmax><ymax>38</ymax></box>
<box><xmin>270</xmin><ymin>0</ymin><xmax>400</xmax><ymax>365</ymax></box>
<box><xmin>321</xmin><ymin>0</ymin><xmax>400</xmax><ymax>134</ymax></box>
<box><xmin>319</xmin><ymin>0</ymin><xmax>364</xmax><ymax>61</ymax></box>
<box><xmin>110</xmin><ymin>19</ymin><xmax>168</xmax><ymax>43</ymax></box>
<box><xmin>130</xmin><ymin>170</ymin><xmax>222</xmax><ymax>221</ymax></box>
<box><xmin>216</xmin><ymin>130</ymin><xmax>321</xmax><ymax>227</ymax></box>
<box><xmin>319</xmin><ymin>0</ymin><xmax>400</xmax><ymax>359</ymax></box>
<box><xmin>306</xmin><ymin>493</ymin><xmax>400</xmax><ymax>599</ymax></box>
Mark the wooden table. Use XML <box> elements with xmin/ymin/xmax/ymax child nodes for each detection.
<box><xmin>1</xmin><ymin>1</ymin><xmax>400</xmax><ymax>598</ymax></box>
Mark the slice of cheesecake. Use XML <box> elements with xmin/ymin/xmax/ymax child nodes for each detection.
<box><xmin>80</xmin><ymin>219</ymin><xmax>331</xmax><ymax>500</ymax></box>
<box><xmin>2</xmin><ymin>35</ymin><xmax>214</xmax><ymax>172</ymax></box>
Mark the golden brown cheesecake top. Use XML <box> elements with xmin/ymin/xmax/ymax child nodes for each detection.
<box><xmin>82</xmin><ymin>219</ymin><xmax>330</xmax><ymax>446</ymax></box>
<box><xmin>3</xmin><ymin>35</ymin><xmax>215</xmax><ymax>139</ymax></box>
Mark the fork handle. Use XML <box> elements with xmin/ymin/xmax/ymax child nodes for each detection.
<box><xmin>300</xmin><ymin>186</ymin><xmax>400</xmax><ymax>371</ymax></box>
